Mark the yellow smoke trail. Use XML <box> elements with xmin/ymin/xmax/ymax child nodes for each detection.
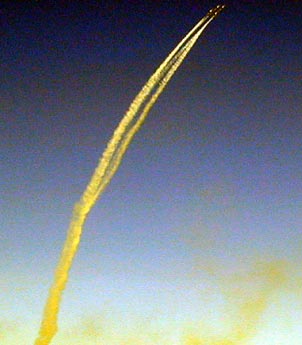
<box><xmin>34</xmin><ymin>5</ymin><xmax>225</xmax><ymax>345</ymax></box>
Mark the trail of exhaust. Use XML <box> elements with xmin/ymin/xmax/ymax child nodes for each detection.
<box><xmin>88</xmin><ymin>4</ymin><xmax>225</xmax><ymax>218</ymax></box>
<box><xmin>93</xmin><ymin>11</ymin><xmax>222</xmax><ymax>199</ymax></box>
<box><xmin>34</xmin><ymin>5</ymin><xmax>225</xmax><ymax>345</ymax></box>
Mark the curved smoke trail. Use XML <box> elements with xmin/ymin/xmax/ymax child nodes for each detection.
<box><xmin>34</xmin><ymin>5</ymin><xmax>225</xmax><ymax>345</ymax></box>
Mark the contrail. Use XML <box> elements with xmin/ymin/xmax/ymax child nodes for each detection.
<box><xmin>34</xmin><ymin>5</ymin><xmax>225</xmax><ymax>345</ymax></box>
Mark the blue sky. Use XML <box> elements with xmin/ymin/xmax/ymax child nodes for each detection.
<box><xmin>1</xmin><ymin>1</ymin><xmax>302</xmax><ymax>344</ymax></box>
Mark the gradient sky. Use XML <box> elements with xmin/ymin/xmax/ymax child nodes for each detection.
<box><xmin>1</xmin><ymin>1</ymin><xmax>302</xmax><ymax>344</ymax></box>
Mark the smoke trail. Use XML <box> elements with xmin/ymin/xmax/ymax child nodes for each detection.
<box><xmin>92</xmin><ymin>10</ymin><xmax>224</xmax><ymax>200</ymax></box>
<box><xmin>87</xmin><ymin>4</ymin><xmax>226</xmax><ymax>215</ymax></box>
<box><xmin>34</xmin><ymin>6</ymin><xmax>225</xmax><ymax>345</ymax></box>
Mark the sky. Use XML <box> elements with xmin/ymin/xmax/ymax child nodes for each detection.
<box><xmin>1</xmin><ymin>1</ymin><xmax>302</xmax><ymax>344</ymax></box>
